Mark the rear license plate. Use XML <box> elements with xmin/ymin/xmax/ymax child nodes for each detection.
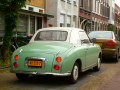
<box><xmin>28</xmin><ymin>60</ymin><xmax>42</xmax><ymax>67</ymax></box>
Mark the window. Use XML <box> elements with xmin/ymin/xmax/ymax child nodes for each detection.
<box><xmin>79</xmin><ymin>31</ymin><xmax>90</xmax><ymax>43</ymax></box>
<box><xmin>37</xmin><ymin>17</ymin><xmax>42</xmax><ymax>29</ymax></box>
<box><xmin>89</xmin><ymin>31</ymin><xmax>113</xmax><ymax>39</ymax></box>
<box><xmin>67</xmin><ymin>0</ymin><xmax>71</xmax><ymax>3</ymax></box>
<box><xmin>17</xmin><ymin>14</ymin><xmax>28</xmax><ymax>33</ymax></box>
<box><xmin>0</xmin><ymin>12</ymin><xmax>5</xmax><ymax>37</ymax></box>
<box><xmin>0</xmin><ymin>13</ymin><xmax>4</xmax><ymax>31</ymax></box>
<box><xmin>34</xmin><ymin>30</ymin><xmax>68</xmax><ymax>41</ymax></box>
<box><xmin>60</xmin><ymin>14</ymin><xmax>65</xmax><ymax>27</ymax></box>
<box><xmin>61</xmin><ymin>0</ymin><xmax>65</xmax><ymax>1</ymax></box>
<box><xmin>28</xmin><ymin>7</ymin><xmax>34</xmax><ymax>11</ymax></box>
<box><xmin>67</xmin><ymin>15</ymin><xmax>71</xmax><ymax>27</ymax></box>
<box><xmin>73</xmin><ymin>16</ymin><xmax>76</xmax><ymax>27</ymax></box>
<box><xmin>30</xmin><ymin>16</ymin><xmax>35</xmax><ymax>34</ymax></box>
<box><xmin>73</xmin><ymin>0</ymin><xmax>77</xmax><ymax>5</ymax></box>
<box><xmin>80</xmin><ymin>0</ymin><xmax>83</xmax><ymax>7</ymax></box>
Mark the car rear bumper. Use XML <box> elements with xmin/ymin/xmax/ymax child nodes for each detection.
<box><xmin>10</xmin><ymin>70</ymin><xmax>71</xmax><ymax>76</ymax></box>
<box><xmin>102</xmin><ymin>49</ymin><xmax>116</xmax><ymax>57</ymax></box>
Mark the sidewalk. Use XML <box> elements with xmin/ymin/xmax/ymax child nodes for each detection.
<box><xmin>99</xmin><ymin>70</ymin><xmax>120</xmax><ymax>90</ymax></box>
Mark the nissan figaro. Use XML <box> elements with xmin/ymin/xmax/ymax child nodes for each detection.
<box><xmin>11</xmin><ymin>27</ymin><xmax>102</xmax><ymax>83</ymax></box>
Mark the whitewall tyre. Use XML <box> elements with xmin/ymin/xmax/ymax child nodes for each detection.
<box><xmin>69</xmin><ymin>62</ymin><xmax>79</xmax><ymax>84</ymax></box>
<box><xmin>93</xmin><ymin>57</ymin><xmax>101</xmax><ymax>71</ymax></box>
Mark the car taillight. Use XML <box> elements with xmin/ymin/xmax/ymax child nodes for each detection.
<box><xmin>14</xmin><ymin>55</ymin><xmax>19</xmax><ymax>60</ymax></box>
<box><xmin>56</xmin><ymin>56</ymin><xmax>62</xmax><ymax>62</ymax></box>
<box><xmin>54</xmin><ymin>64</ymin><xmax>60</xmax><ymax>70</ymax></box>
<box><xmin>106</xmin><ymin>40</ymin><xmax>116</xmax><ymax>47</ymax></box>
<box><xmin>13</xmin><ymin>62</ymin><xmax>18</xmax><ymax>68</ymax></box>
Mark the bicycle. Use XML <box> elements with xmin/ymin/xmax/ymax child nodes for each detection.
<box><xmin>0</xmin><ymin>33</ymin><xmax>32</xmax><ymax>59</ymax></box>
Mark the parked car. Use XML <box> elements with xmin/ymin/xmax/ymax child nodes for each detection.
<box><xmin>88</xmin><ymin>31</ymin><xmax>120</xmax><ymax>62</ymax></box>
<box><xmin>10</xmin><ymin>27</ymin><xmax>102</xmax><ymax>83</ymax></box>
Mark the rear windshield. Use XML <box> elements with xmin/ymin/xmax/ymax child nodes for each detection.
<box><xmin>34</xmin><ymin>30</ymin><xmax>68</xmax><ymax>41</ymax></box>
<box><xmin>89</xmin><ymin>31</ymin><xmax>113</xmax><ymax>39</ymax></box>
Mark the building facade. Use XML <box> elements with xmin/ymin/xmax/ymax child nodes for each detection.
<box><xmin>18</xmin><ymin>0</ymin><xmax>53</xmax><ymax>36</ymax></box>
<box><xmin>114</xmin><ymin>4</ymin><xmax>120</xmax><ymax>36</ymax></box>
<box><xmin>0</xmin><ymin>0</ymin><xmax>53</xmax><ymax>37</ymax></box>
<box><xmin>92</xmin><ymin>0</ymin><xmax>109</xmax><ymax>31</ymax></box>
<box><xmin>79</xmin><ymin>0</ymin><xmax>92</xmax><ymax>33</ymax></box>
<box><xmin>108</xmin><ymin>0</ymin><xmax>115</xmax><ymax>25</ymax></box>
<box><xmin>47</xmin><ymin>0</ymin><xmax>79</xmax><ymax>27</ymax></box>
<box><xmin>79</xmin><ymin>0</ymin><xmax>109</xmax><ymax>33</ymax></box>
<box><xmin>0</xmin><ymin>0</ymin><xmax>120</xmax><ymax>37</ymax></box>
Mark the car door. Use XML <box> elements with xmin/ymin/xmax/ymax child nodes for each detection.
<box><xmin>79</xmin><ymin>31</ymin><xmax>97</xmax><ymax>68</ymax></box>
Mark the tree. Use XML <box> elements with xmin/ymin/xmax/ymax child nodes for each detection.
<box><xmin>0</xmin><ymin>0</ymin><xmax>29</xmax><ymax>61</ymax></box>
<box><xmin>108</xmin><ymin>24</ymin><xmax>114</xmax><ymax>31</ymax></box>
<box><xmin>118</xmin><ymin>14</ymin><xmax>120</xmax><ymax>24</ymax></box>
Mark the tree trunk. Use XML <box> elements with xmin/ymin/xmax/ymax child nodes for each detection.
<box><xmin>2</xmin><ymin>11</ymin><xmax>18</xmax><ymax>61</ymax></box>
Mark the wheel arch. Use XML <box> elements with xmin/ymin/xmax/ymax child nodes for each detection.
<box><xmin>99</xmin><ymin>52</ymin><xmax>102</xmax><ymax>60</ymax></box>
<box><xmin>75</xmin><ymin>59</ymin><xmax>82</xmax><ymax>72</ymax></box>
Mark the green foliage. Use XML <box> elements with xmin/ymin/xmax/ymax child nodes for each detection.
<box><xmin>108</xmin><ymin>24</ymin><xmax>114</xmax><ymax>31</ymax></box>
<box><xmin>0</xmin><ymin>0</ymin><xmax>30</xmax><ymax>61</ymax></box>
<box><xmin>118</xmin><ymin>14</ymin><xmax>120</xmax><ymax>24</ymax></box>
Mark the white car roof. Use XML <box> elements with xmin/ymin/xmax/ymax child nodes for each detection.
<box><xmin>37</xmin><ymin>27</ymin><xmax>84</xmax><ymax>32</ymax></box>
<box><xmin>30</xmin><ymin>27</ymin><xmax>85</xmax><ymax>44</ymax></box>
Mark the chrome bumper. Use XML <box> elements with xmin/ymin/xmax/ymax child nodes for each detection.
<box><xmin>11</xmin><ymin>70</ymin><xmax>71</xmax><ymax>76</ymax></box>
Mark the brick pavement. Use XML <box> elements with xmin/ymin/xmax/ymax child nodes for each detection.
<box><xmin>99</xmin><ymin>71</ymin><xmax>120</xmax><ymax>90</ymax></box>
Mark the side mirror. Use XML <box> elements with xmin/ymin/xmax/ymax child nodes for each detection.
<box><xmin>91</xmin><ymin>38</ymin><xmax>96</xmax><ymax>43</ymax></box>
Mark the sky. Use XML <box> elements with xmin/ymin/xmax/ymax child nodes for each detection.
<box><xmin>115</xmin><ymin>0</ymin><xmax>120</xmax><ymax>7</ymax></box>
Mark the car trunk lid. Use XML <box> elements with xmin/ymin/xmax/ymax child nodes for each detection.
<box><xmin>21</xmin><ymin>41</ymin><xmax>73</xmax><ymax>54</ymax></box>
<box><xmin>95</xmin><ymin>39</ymin><xmax>117</xmax><ymax>49</ymax></box>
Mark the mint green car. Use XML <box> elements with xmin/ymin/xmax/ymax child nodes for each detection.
<box><xmin>11</xmin><ymin>27</ymin><xmax>102</xmax><ymax>83</ymax></box>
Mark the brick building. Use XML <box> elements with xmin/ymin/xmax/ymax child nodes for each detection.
<box><xmin>92</xmin><ymin>0</ymin><xmax>109</xmax><ymax>31</ymax></box>
<box><xmin>79</xmin><ymin>0</ymin><xmax>109</xmax><ymax>33</ymax></box>
<box><xmin>114</xmin><ymin>4</ymin><xmax>120</xmax><ymax>36</ymax></box>
<box><xmin>79</xmin><ymin>0</ymin><xmax>92</xmax><ymax>33</ymax></box>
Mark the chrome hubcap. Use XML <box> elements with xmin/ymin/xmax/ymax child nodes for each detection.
<box><xmin>73</xmin><ymin>65</ymin><xmax>78</xmax><ymax>81</ymax></box>
<box><xmin>98</xmin><ymin>58</ymin><xmax>101</xmax><ymax>69</ymax></box>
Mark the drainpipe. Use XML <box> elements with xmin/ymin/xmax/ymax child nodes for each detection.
<box><xmin>90</xmin><ymin>0</ymin><xmax>93</xmax><ymax>32</ymax></box>
<box><xmin>43</xmin><ymin>0</ymin><xmax>47</xmax><ymax>28</ymax></box>
<box><xmin>44</xmin><ymin>0</ymin><xmax>46</xmax><ymax>13</ymax></box>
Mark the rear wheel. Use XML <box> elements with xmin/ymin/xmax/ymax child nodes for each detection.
<box><xmin>69</xmin><ymin>62</ymin><xmax>79</xmax><ymax>84</ymax></box>
<box><xmin>16</xmin><ymin>73</ymin><xmax>29</xmax><ymax>80</ymax></box>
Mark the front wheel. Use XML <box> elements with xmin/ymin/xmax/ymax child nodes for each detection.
<box><xmin>16</xmin><ymin>73</ymin><xmax>29</xmax><ymax>80</ymax></box>
<box><xmin>69</xmin><ymin>62</ymin><xmax>79</xmax><ymax>84</ymax></box>
<box><xmin>93</xmin><ymin>57</ymin><xmax>101</xmax><ymax>71</ymax></box>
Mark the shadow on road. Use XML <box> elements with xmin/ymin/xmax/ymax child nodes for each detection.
<box><xmin>10</xmin><ymin>69</ymin><xmax>96</xmax><ymax>87</ymax></box>
<box><xmin>102</xmin><ymin>57</ymin><xmax>120</xmax><ymax>64</ymax></box>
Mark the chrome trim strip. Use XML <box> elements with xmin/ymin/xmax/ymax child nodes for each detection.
<box><xmin>26</xmin><ymin>57</ymin><xmax>46</xmax><ymax>61</ymax></box>
<box><xmin>11</xmin><ymin>70</ymin><xmax>71</xmax><ymax>76</ymax></box>
<box><xmin>102</xmin><ymin>49</ymin><xmax>116</xmax><ymax>51</ymax></box>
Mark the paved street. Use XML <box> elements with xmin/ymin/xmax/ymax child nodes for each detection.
<box><xmin>0</xmin><ymin>58</ymin><xmax>120</xmax><ymax>90</ymax></box>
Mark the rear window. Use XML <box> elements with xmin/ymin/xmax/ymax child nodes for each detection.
<box><xmin>89</xmin><ymin>31</ymin><xmax>113</xmax><ymax>39</ymax></box>
<box><xmin>34</xmin><ymin>30</ymin><xmax>68</xmax><ymax>41</ymax></box>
